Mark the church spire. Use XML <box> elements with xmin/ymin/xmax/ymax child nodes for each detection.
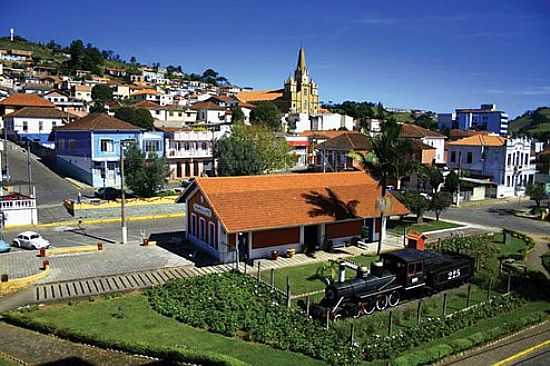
<box><xmin>295</xmin><ymin>47</ymin><xmax>308</xmax><ymax>80</ymax></box>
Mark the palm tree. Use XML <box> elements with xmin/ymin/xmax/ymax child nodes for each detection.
<box><xmin>349</xmin><ymin>118</ymin><xmax>412</xmax><ymax>255</ymax></box>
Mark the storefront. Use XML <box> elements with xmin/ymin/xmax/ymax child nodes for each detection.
<box><xmin>178</xmin><ymin>172</ymin><xmax>408</xmax><ymax>263</ymax></box>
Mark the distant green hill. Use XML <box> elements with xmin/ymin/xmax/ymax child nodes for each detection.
<box><xmin>0</xmin><ymin>36</ymin><xmax>65</xmax><ymax>63</ymax></box>
<box><xmin>509</xmin><ymin>107</ymin><xmax>550</xmax><ymax>139</ymax></box>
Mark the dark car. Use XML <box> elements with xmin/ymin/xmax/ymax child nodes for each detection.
<box><xmin>95</xmin><ymin>187</ymin><xmax>121</xmax><ymax>200</ymax></box>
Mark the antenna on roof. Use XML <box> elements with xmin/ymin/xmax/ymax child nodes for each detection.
<box><xmin>10</xmin><ymin>28</ymin><xmax>14</xmax><ymax>42</ymax></box>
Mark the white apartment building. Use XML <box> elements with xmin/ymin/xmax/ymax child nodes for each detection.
<box><xmin>163</xmin><ymin>128</ymin><xmax>215</xmax><ymax>180</ymax></box>
<box><xmin>447</xmin><ymin>134</ymin><xmax>535</xmax><ymax>198</ymax></box>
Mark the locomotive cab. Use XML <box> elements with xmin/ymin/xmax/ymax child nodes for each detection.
<box><xmin>381</xmin><ymin>250</ymin><xmax>427</xmax><ymax>290</ymax></box>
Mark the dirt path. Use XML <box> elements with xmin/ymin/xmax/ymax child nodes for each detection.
<box><xmin>0</xmin><ymin>322</ymin><xmax>157</xmax><ymax>366</ymax></box>
<box><xmin>527</xmin><ymin>236</ymin><xmax>549</xmax><ymax>278</ymax></box>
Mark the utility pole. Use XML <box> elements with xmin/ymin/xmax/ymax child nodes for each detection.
<box><xmin>120</xmin><ymin>142</ymin><xmax>127</xmax><ymax>244</ymax></box>
<box><xmin>26</xmin><ymin>141</ymin><xmax>32</xmax><ymax>197</ymax></box>
<box><xmin>3</xmin><ymin>119</ymin><xmax>9</xmax><ymax>181</ymax></box>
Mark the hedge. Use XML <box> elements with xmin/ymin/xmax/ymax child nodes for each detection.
<box><xmin>391</xmin><ymin>311</ymin><xmax>544</xmax><ymax>366</ymax></box>
<box><xmin>2</xmin><ymin>313</ymin><xmax>249</xmax><ymax>366</ymax></box>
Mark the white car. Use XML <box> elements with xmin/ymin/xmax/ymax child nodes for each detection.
<box><xmin>12</xmin><ymin>231</ymin><xmax>50</xmax><ymax>250</ymax></box>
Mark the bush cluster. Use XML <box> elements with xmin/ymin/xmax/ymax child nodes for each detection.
<box><xmin>391</xmin><ymin>311</ymin><xmax>544</xmax><ymax>366</ymax></box>
<box><xmin>146</xmin><ymin>272</ymin><xmax>362</xmax><ymax>365</ymax></box>
<box><xmin>363</xmin><ymin>295</ymin><xmax>525</xmax><ymax>361</ymax></box>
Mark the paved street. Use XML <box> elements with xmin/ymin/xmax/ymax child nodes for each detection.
<box><xmin>3</xmin><ymin>140</ymin><xmax>93</xmax><ymax>206</ymax></box>
<box><xmin>435</xmin><ymin>200</ymin><xmax>549</xmax><ymax>236</ymax></box>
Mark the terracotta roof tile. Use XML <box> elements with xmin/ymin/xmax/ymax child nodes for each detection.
<box><xmin>399</xmin><ymin>123</ymin><xmax>445</xmax><ymax>139</ymax></box>
<box><xmin>448</xmin><ymin>134</ymin><xmax>506</xmax><ymax>147</ymax></box>
<box><xmin>317</xmin><ymin>132</ymin><xmax>370</xmax><ymax>151</ymax></box>
<box><xmin>0</xmin><ymin>93</ymin><xmax>55</xmax><ymax>108</ymax></box>
<box><xmin>191</xmin><ymin>172</ymin><xmax>409</xmax><ymax>233</ymax></box>
<box><xmin>131</xmin><ymin>100</ymin><xmax>160</xmax><ymax>109</ymax></box>
<box><xmin>236</xmin><ymin>89</ymin><xmax>284</xmax><ymax>103</ymax></box>
<box><xmin>300</xmin><ymin>130</ymin><xmax>352</xmax><ymax>139</ymax></box>
<box><xmin>190</xmin><ymin>101</ymin><xmax>227</xmax><ymax>111</ymax></box>
<box><xmin>56</xmin><ymin>113</ymin><xmax>141</xmax><ymax>131</ymax></box>
<box><xmin>4</xmin><ymin>107</ymin><xmax>67</xmax><ymax>119</ymax></box>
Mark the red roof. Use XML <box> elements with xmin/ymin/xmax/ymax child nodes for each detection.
<box><xmin>185</xmin><ymin>172</ymin><xmax>409</xmax><ymax>233</ymax></box>
<box><xmin>0</xmin><ymin>93</ymin><xmax>55</xmax><ymax>108</ymax></box>
<box><xmin>56</xmin><ymin>113</ymin><xmax>141</xmax><ymax>131</ymax></box>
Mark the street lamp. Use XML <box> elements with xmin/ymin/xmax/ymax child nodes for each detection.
<box><xmin>120</xmin><ymin>141</ymin><xmax>127</xmax><ymax>244</ymax></box>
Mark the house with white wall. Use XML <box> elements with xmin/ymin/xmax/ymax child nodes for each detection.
<box><xmin>399</xmin><ymin>123</ymin><xmax>446</xmax><ymax>164</ymax></box>
<box><xmin>447</xmin><ymin>134</ymin><xmax>535</xmax><ymax>198</ymax></box>
<box><xmin>3</xmin><ymin>107</ymin><xmax>67</xmax><ymax>147</ymax></box>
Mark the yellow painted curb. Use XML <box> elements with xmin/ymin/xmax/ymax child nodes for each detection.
<box><xmin>72</xmin><ymin>195</ymin><xmax>180</xmax><ymax>210</ymax></box>
<box><xmin>0</xmin><ymin>266</ymin><xmax>50</xmax><ymax>296</ymax></box>
<box><xmin>492</xmin><ymin>339</ymin><xmax>550</xmax><ymax>366</ymax></box>
<box><xmin>46</xmin><ymin>245</ymin><xmax>100</xmax><ymax>256</ymax></box>
<box><xmin>5</xmin><ymin>212</ymin><xmax>185</xmax><ymax>231</ymax></box>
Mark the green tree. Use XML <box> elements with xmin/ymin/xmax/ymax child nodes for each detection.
<box><xmin>526</xmin><ymin>183</ymin><xmax>547</xmax><ymax>209</ymax></box>
<box><xmin>430</xmin><ymin>191</ymin><xmax>452</xmax><ymax>221</ymax></box>
<box><xmin>91</xmin><ymin>84</ymin><xmax>113</xmax><ymax>102</ymax></box>
<box><xmin>215</xmin><ymin>124</ymin><xmax>293</xmax><ymax>176</ymax></box>
<box><xmin>124</xmin><ymin>143</ymin><xmax>168</xmax><ymax>198</ymax></box>
<box><xmin>421</xmin><ymin>165</ymin><xmax>444</xmax><ymax>194</ymax></box>
<box><xmin>250</xmin><ymin>101</ymin><xmax>282</xmax><ymax>130</ymax></box>
<box><xmin>402</xmin><ymin>191</ymin><xmax>429</xmax><ymax>223</ymax></box>
<box><xmin>375</xmin><ymin>102</ymin><xmax>385</xmax><ymax>119</ymax></box>
<box><xmin>114</xmin><ymin>107</ymin><xmax>154</xmax><ymax>129</ymax></box>
<box><xmin>444</xmin><ymin>170</ymin><xmax>460</xmax><ymax>204</ymax></box>
<box><xmin>415</xmin><ymin>113</ymin><xmax>437</xmax><ymax>130</ymax></box>
<box><xmin>89</xmin><ymin>102</ymin><xmax>106</xmax><ymax>113</ymax></box>
<box><xmin>231</xmin><ymin>105</ymin><xmax>245</xmax><ymax>124</ymax></box>
<box><xmin>350</xmin><ymin>118</ymin><xmax>412</xmax><ymax>254</ymax></box>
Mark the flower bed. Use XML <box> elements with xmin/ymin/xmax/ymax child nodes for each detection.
<box><xmin>146</xmin><ymin>272</ymin><xmax>361</xmax><ymax>365</ymax></box>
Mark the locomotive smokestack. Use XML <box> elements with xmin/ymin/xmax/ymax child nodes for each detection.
<box><xmin>371</xmin><ymin>261</ymin><xmax>384</xmax><ymax>277</ymax></box>
<box><xmin>338</xmin><ymin>262</ymin><xmax>346</xmax><ymax>283</ymax></box>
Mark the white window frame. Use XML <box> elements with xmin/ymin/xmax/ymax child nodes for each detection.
<box><xmin>100</xmin><ymin>139</ymin><xmax>114</xmax><ymax>152</ymax></box>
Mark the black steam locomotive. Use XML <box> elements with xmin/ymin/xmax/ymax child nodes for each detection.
<box><xmin>306</xmin><ymin>248</ymin><xmax>475</xmax><ymax>319</ymax></box>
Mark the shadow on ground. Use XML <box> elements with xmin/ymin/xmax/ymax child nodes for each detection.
<box><xmin>149</xmin><ymin>231</ymin><xmax>218</xmax><ymax>267</ymax></box>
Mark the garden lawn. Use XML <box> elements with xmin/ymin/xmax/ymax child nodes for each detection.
<box><xmin>261</xmin><ymin>254</ymin><xmax>379</xmax><ymax>296</ymax></box>
<box><xmin>9</xmin><ymin>293</ymin><xmax>324</xmax><ymax>366</ymax></box>
<box><xmin>387</xmin><ymin>219</ymin><xmax>462</xmax><ymax>236</ymax></box>
<box><xmin>491</xmin><ymin>233</ymin><xmax>530</xmax><ymax>258</ymax></box>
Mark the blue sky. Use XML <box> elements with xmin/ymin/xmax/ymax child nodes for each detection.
<box><xmin>1</xmin><ymin>0</ymin><xmax>549</xmax><ymax>117</ymax></box>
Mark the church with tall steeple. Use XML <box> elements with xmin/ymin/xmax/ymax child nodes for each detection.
<box><xmin>283</xmin><ymin>48</ymin><xmax>320</xmax><ymax>115</ymax></box>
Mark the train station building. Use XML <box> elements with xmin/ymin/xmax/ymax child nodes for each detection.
<box><xmin>178</xmin><ymin>172</ymin><xmax>409</xmax><ymax>263</ymax></box>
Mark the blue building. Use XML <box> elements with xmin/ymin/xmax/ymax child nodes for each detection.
<box><xmin>438</xmin><ymin>104</ymin><xmax>509</xmax><ymax>135</ymax></box>
<box><xmin>55</xmin><ymin>113</ymin><xmax>164</xmax><ymax>188</ymax></box>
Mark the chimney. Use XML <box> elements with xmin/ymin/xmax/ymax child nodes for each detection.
<box><xmin>338</xmin><ymin>262</ymin><xmax>346</xmax><ymax>283</ymax></box>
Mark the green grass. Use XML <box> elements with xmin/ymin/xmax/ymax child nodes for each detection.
<box><xmin>0</xmin><ymin>38</ymin><xmax>64</xmax><ymax>63</ymax></box>
<box><xmin>396</xmin><ymin>300</ymin><xmax>549</xmax><ymax>359</ymax></box>
<box><xmin>12</xmin><ymin>293</ymin><xmax>324</xmax><ymax>366</ymax></box>
<box><xmin>387</xmin><ymin>218</ymin><xmax>462</xmax><ymax>236</ymax></box>
<box><xmin>389</xmin><ymin>111</ymin><xmax>414</xmax><ymax>123</ymax></box>
<box><xmin>261</xmin><ymin>254</ymin><xmax>379</xmax><ymax>296</ymax></box>
<box><xmin>491</xmin><ymin>233</ymin><xmax>530</xmax><ymax>258</ymax></box>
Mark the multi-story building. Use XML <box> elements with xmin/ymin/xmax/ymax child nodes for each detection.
<box><xmin>438</xmin><ymin>104</ymin><xmax>509</xmax><ymax>135</ymax></box>
<box><xmin>55</xmin><ymin>113</ymin><xmax>164</xmax><ymax>188</ymax></box>
<box><xmin>447</xmin><ymin>134</ymin><xmax>535</xmax><ymax>198</ymax></box>
<box><xmin>162</xmin><ymin>128</ymin><xmax>215</xmax><ymax>180</ymax></box>
<box><xmin>71</xmin><ymin>84</ymin><xmax>92</xmax><ymax>103</ymax></box>
<box><xmin>399</xmin><ymin>123</ymin><xmax>446</xmax><ymax>164</ymax></box>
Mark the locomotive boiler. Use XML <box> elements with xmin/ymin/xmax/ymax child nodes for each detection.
<box><xmin>306</xmin><ymin>248</ymin><xmax>475</xmax><ymax>319</ymax></box>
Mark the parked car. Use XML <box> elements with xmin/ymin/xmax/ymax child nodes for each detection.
<box><xmin>95</xmin><ymin>187</ymin><xmax>121</xmax><ymax>200</ymax></box>
<box><xmin>12</xmin><ymin>231</ymin><xmax>50</xmax><ymax>250</ymax></box>
<box><xmin>0</xmin><ymin>239</ymin><xmax>11</xmax><ymax>253</ymax></box>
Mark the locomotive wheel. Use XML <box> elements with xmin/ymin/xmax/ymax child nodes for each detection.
<box><xmin>360</xmin><ymin>300</ymin><xmax>376</xmax><ymax>315</ymax></box>
<box><xmin>388</xmin><ymin>291</ymin><xmax>400</xmax><ymax>307</ymax></box>
<box><xmin>375</xmin><ymin>295</ymin><xmax>388</xmax><ymax>310</ymax></box>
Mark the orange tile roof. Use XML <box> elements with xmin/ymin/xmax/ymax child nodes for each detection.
<box><xmin>190</xmin><ymin>172</ymin><xmax>409</xmax><ymax>233</ymax></box>
<box><xmin>0</xmin><ymin>93</ymin><xmax>55</xmax><ymax>108</ymax></box>
<box><xmin>236</xmin><ymin>89</ymin><xmax>284</xmax><ymax>103</ymax></box>
<box><xmin>399</xmin><ymin>123</ymin><xmax>445</xmax><ymax>138</ymax></box>
<box><xmin>300</xmin><ymin>130</ymin><xmax>354</xmax><ymax>139</ymax></box>
<box><xmin>448</xmin><ymin>134</ymin><xmax>507</xmax><ymax>147</ymax></box>
<box><xmin>132</xmin><ymin>89</ymin><xmax>159</xmax><ymax>95</ymax></box>
<box><xmin>131</xmin><ymin>100</ymin><xmax>160</xmax><ymax>109</ymax></box>
<box><xmin>4</xmin><ymin>107</ymin><xmax>67</xmax><ymax>119</ymax></box>
<box><xmin>57</xmin><ymin>113</ymin><xmax>141</xmax><ymax>131</ymax></box>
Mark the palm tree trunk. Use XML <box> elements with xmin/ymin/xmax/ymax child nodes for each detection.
<box><xmin>377</xmin><ymin>186</ymin><xmax>386</xmax><ymax>256</ymax></box>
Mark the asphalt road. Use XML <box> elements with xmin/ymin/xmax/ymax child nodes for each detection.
<box><xmin>434</xmin><ymin>200</ymin><xmax>550</xmax><ymax>236</ymax></box>
<box><xmin>3</xmin><ymin>216</ymin><xmax>185</xmax><ymax>252</ymax></box>
<box><xmin>2</xmin><ymin>140</ymin><xmax>92</xmax><ymax>206</ymax></box>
